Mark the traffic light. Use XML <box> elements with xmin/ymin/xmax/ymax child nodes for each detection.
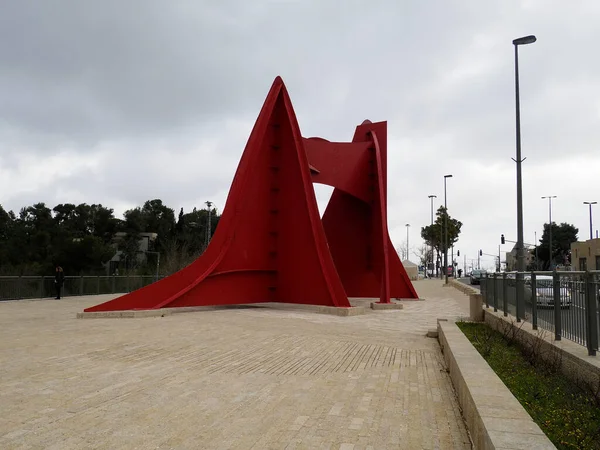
<box><xmin>501</xmin><ymin>234</ymin><xmax>505</xmax><ymax>244</ymax></box>
<box><xmin>457</xmin><ymin>250</ymin><xmax>460</xmax><ymax>256</ymax></box>
<box><xmin>479</xmin><ymin>249</ymin><xmax>483</xmax><ymax>256</ymax></box>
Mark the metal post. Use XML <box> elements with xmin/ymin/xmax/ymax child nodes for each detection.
<box><xmin>502</xmin><ymin>272</ymin><xmax>507</xmax><ymax>314</ymax></box>
<box><xmin>444</xmin><ymin>176</ymin><xmax>449</xmax><ymax>284</ymax></box>
<box><xmin>542</xmin><ymin>196</ymin><xmax>557</xmax><ymax>269</ymax></box>
<box><xmin>97</xmin><ymin>276</ymin><xmax>100</xmax><ymax>294</ymax></box>
<box><xmin>80</xmin><ymin>275</ymin><xmax>84</xmax><ymax>295</ymax></box>
<box><xmin>513</xmin><ymin>43</ymin><xmax>526</xmax><ymax>321</ymax></box>
<box><xmin>535</xmin><ymin>231</ymin><xmax>538</xmax><ymax>270</ymax></box>
<box><xmin>156</xmin><ymin>252</ymin><xmax>160</xmax><ymax>282</ymax></box>
<box><xmin>516</xmin><ymin>272</ymin><xmax>525</xmax><ymax>322</ymax></box>
<box><xmin>428</xmin><ymin>195</ymin><xmax>436</xmax><ymax>278</ymax></box>
<box><xmin>584</xmin><ymin>202</ymin><xmax>597</xmax><ymax>240</ymax></box>
<box><xmin>498</xmin><ymin>245</ymin><xmax>501</xmax><ymax>272</ymax></box>
<box><xmin>205</xmin><ymin>200</ymin><xmax>213</xmax><ymax>247</ymax></box>
<box><xmin>502</xmin><ymin>273</ymin><xmax>508</xmax><ymax>317</ymax></box>
<box><xmin>17</xmin><ymin>276</ymin><xmax>22</xmax><ymax>300</ymax></box>
<box><xmin>493</xmin><ymin>273</ymin><xmax>499</xmax><ymax>312</ymax></box>
<box><xmin>490</xmin><ymin>272</ymin><xmax>496</xmax><ymax>309</ymax></box>
<box><xmin>39</xmin><ymin>276</ymin><xmax>44</xmax><ymax>298</ymax></box>
<box><xmin>549</xmin><ymin>197</ymin><xmax>553</xmax><ymax>270</ymax></box>
<box><xmin>531</xmin><ymin>272</ymin><xmax>538</xmax><ymax>330</ymax></box>
<box><xmin>443</xmin><ymin>175</ymin><xmax>453</xmax><ymax>282</ymax></box>
<box><xmin>585</xmin><ymin>271</ymin><xmax>598</xmax><ymax>356</ymax></box>
<box><xmin>513</xmin><ymin>35</ymin><xmax>536</xmax><ymax>326</ymax></box>
<box><xmin>553</xmin><ymin>270</ymin><xmax>562</xmax><ymax>341</ymax></box>
<box><xmin>405</xmin><ymin>223</ymin><xmax>410</xmax><ymax>261</ymax></box>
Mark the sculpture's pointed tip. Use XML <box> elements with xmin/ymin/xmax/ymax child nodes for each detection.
<box><xmin>273</xmin><ymin>76</ymin><xmax>285</xmax><ymax>86</ymax></box>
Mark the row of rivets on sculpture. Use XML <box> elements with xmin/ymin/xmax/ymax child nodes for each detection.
<box><xmin>267</xmin><ymin>121</ymin><xmax>281</xmax><ymax>298</ymax></box>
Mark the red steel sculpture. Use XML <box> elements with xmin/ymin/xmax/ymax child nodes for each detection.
<box><xmin>85</xmin><ymin>77</ymin><xmax>418</xmax><ymax>313</ymax></box>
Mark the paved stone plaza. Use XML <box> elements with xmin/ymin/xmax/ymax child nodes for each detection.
<box><xmin>0</xmin><ymin>281</ymin><xmax>472</xmax><ymax>449</ymax></box>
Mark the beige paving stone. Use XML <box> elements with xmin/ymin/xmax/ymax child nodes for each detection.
<box><xmin>0</xmin><ymin>280</ymin><xmax>472</xmax><ymax>449</ymax></box>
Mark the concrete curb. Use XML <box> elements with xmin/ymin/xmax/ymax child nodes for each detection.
<box><xmin>77</xmin><ymin>302</ymin><xmax>368</xmax><ymax>319</ymax></box>
<box><xmin>437</xmin><ymin>319</ymin><xmax>555</xmax><ymax>450</ymax></box>
<box><xmin>370</xmin><ymin>302</ymin><xmax>404</xmax><ymax>310</ymax></box>
<box><xmin>448</xmin><ymin>279</ymin><xmax>484</xmax><ymax>322</ymax></box>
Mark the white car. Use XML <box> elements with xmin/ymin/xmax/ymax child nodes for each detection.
<box><xmin>524</xmin><ymin>275</ymin><xmax>572</xmax><ymax>308</ymax></box>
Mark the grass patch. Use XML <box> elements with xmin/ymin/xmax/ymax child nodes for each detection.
<box><xmin>457</xmin><ymin>322</ymin><xmax>600</xmax><ymax>450</ymax></box>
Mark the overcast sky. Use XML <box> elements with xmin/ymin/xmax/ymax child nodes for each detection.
<box><xmin>1</xmin><ymin>0</ymin><xmax>599</xmax><ymax>272</ymax></box>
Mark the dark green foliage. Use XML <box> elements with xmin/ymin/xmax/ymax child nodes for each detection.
<box><xmin>531</xmin><ymin>222</ymin><xmax>578</xmax><ymax>270</ymax></box>
<box><xmin>0</xmin><ymin>199</ymin><xmax>221</xmax><ymax>276</ymax></box>
<box><xmin>458</xmin><ymin>322</ymin><xmax>600</xmax><ymax>449</ymax></box>
<box><xmin>420</xmin><ymin>206</ymin><xmax>462</xmax><ymax>254</ymax></box>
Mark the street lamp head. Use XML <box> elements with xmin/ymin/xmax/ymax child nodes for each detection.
<box><xmin>428</xmin><ymin>194</ymin><xmax>437</xmax><ymax>199</ymax></box>
<box><xmin>406</xmin><ymin>223</ymin><xmax>410</xmax><ymax>226</ymax></box>
<box><xmin>444</xmin><ymin>174</ymin><xmax>453</xmax><ymax>179</ymax></box>
<box><xmin>584</xmin><ymin>201</ymin><xmax>598</xmax><ymax>205</ymax></box>
<box><xmin>513</xmin><ymin>35</ymin><xmax>537</xmax><ymax>46</ymax></box>
<box><xmin>541</xmin><ymin>195</ymin><xmax>557</xmax><ymax>200</ymax></box>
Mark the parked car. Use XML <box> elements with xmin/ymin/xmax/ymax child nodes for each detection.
<box><xmin>470</xmin><ymin>270</ymin><xmax>486</xmax><ymax>285</ymax></box>
<box><xmin>524</xmin><ymin>275</ymin><xmax>572</xmax><ymax>309</ymax></box>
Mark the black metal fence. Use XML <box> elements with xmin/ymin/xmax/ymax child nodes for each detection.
<box><xmin>0</xmin><ymin>275</ymin><xmax>163</xmax><ymax>301</ymax></box>
<box><xmin>480</xmin><ymin>271</ymin><xmax>599</xmax><ymax>356</ymax></box>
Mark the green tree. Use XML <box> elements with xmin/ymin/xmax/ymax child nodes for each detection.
<box><xmin>531</xmin><ymin>222</ymin><xmax>578</xmax><ymax>270</ymax></box>
<box><xmin>421</xmin><ymin>206</ymin><xmax>462</xmax><ymax>273</ymax></box>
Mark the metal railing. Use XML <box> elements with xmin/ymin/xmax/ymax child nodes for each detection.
<box><xmin>481</xmin><ymin>271</ymin><xmax>599</xmax><ymax>356</ymax></box>
<box><xmin>0</xmin><ymin>275</ymin><xmax>164</xmax><ymax>301</ymax></box>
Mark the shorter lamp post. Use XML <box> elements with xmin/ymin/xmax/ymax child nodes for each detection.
<box><xmin>443</xmin><ymin>174</ymin><xmax>453</xmax><ymax>284</ymax></box>
<box><xmin>542</xmin><ymin>196</ymin><xmax>557</xmax><ymax>269</ymax></box>
<box><xmin>584</xmin><ymin>202</ymin><xmax>597</xmax><ymax>240</ymax></box>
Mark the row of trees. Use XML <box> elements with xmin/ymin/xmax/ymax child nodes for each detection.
<box><xmin>0</xmin><ymin>200</ymin><xmax>220</xmax><ymax>276</ymax></box>
<box><xmin>418</xmin><ymin>206</ymin><xmax>580</xmax><ymax>273</ymax></box>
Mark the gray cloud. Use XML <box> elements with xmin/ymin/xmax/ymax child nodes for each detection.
<box><xmin>1</xmin><ymin>0</ymin><xmax>600</xmax><ymax>272</ymax></box>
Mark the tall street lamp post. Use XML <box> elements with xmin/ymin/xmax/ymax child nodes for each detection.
<box><xmin>513</xmin><ymin>34</ymin><xmax>536</xmax><ymax>275</ymax></box>
<box><xmin>584</xmin><ymin>201</ymin><xmax>597</xmax><ymax>240</ymax></box>
<box><xmin>542</xmin><ymin>196</ymin><xmax>557</xmax><ymax>269</ymax></box>
<box><xmin>513</xmin><ymin>34</ymin><xmax>536</xmax><ymax>322</ymax></box>
<box><xmin>428</xmin><ymin>195</ymin><xmax>437</xmax><ymax>278</ymax></box>
<box><xmin>444</xmin><ymin>174</ymin><xmax>453</xmax><ymax>284</ymax></box>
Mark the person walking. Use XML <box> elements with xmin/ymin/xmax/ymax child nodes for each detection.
<box><xmin>54</xmin><ymin>266</ymin><xmax>65</xmax><ymax>299</ymax></box>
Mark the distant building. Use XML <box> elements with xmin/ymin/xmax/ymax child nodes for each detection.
<box><xmin>402</xmin><ymin>259</ymin><xmax>419</xmax><ymax>281</ymax></box>
<box><xmin>504</xmin><ymin>243</ymin><xmax>533</xmax><ymax>271</ymax></box>
<box><xmin>570</xmin><ymin>238</ymin><xmax>600</xmax><ymax>271</ymax></box>
<box><xmin>105</xmin><ymin>232</ymin><xmax>158</xmax><ymax>274</ymax></box>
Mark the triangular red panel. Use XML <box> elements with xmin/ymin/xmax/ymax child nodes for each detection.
<box><xmin>85</xmin><ymin>77</ymin><xmax>417</xmax><ymax>313</ymax></box>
